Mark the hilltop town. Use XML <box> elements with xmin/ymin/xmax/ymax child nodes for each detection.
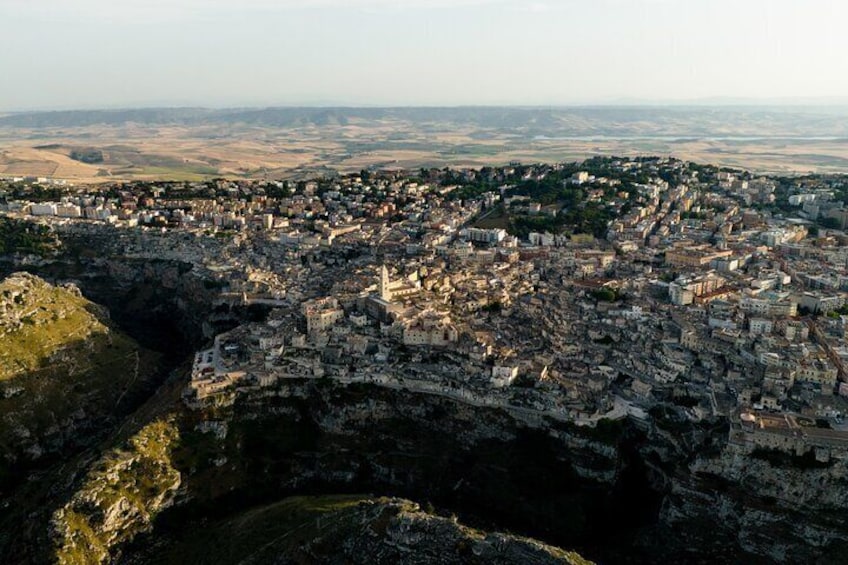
<box><xmin>4</xmin><ymin>156</ymin><xmax>848</xmax><ymax>464</ymax></box>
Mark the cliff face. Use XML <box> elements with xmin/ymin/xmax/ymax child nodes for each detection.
<box><xmin>115</xmin><ymin>381</ymin><xmax>654</xmax><ymax>563</ymax></box>
<box><xmin>1</xmin><ymin>240</ymin><xmax>228</xmax><ymax>358</ymax></box>
<box><xmin>8</xmin><ymin>365</ymin><xmax>848</xmax><ymax>564</ymax></box>
<box><xmin>40</xmin><ymin>381</ymin><xmax>605</xmax><ymax>565</ymax></box>
<box><xmin>654</xmin><ymin>444</ymin><xmax>848</xmax><ymax>563</ymax></box>
<box><xmin>0</xmin><ymin>272</ymin><xmax>162</xmax><ymax>495</ymax></box>
<box><xmin>0</xmin><ymin>257</ymin><xmax>223</xmax><ymax>564</ymax></box>
<box><xmin>158</xmin><ymin>382</ymin><xmax>848</xmax><ymax>564</ymax></box>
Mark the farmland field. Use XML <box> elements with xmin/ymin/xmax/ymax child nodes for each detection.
<box><xmin>1</xmin><ymin>106</ymin><xmax>847</xmax><ymax>182</ymax></box>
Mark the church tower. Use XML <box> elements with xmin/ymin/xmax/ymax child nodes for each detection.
<box><xmin>380</xmin><ymin>265</ymin><xmax>392</xmax><ymax>301</ymax></box>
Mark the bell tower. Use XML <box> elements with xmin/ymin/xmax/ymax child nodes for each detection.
<box><xmin>380</xmin><ymin>265</ymin><xmax>392</xmax><ymax>301</ymax></box>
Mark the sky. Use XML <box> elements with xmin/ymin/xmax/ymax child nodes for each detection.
<box><xmin>1</xmin><ymin>0</ymin><xmax>847</xmax><ymax>110</ymax></box>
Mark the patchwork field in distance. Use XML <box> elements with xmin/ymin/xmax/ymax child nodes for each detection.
<box><xmin>1</xmin><ymin>106</ymin><xmax>847</xmax><ymax>182</ymax></box>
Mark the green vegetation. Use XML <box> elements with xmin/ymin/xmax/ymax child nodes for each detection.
<box><xmin>0</xmin><ymin>276</ymin><xmax>110</xmax><ymax>380</ymax></box>
<box><xmin>473</xmin><ymin>205</ymin><xmax>510</xmax><ymax>229</ymax></box>
<box><xmin>558</xmin><ymin>202</ymin><xmax>617</xmax><ymax>238</ymax></box>
<box><xmin>68</xmin><ymin>149</ymin><xmax>104</xmax><ymax>164</ymax></box>
<box><xmin>447</xmin><ymin>162</ymin><xmax>620</xmax><ymax>239</ymax></box>
<box><xmin>648</xmin><ymin>405</ymin><xmax>693</xmax><ymax>434</ymax></box>
<box><xmin>54</xmin><ymin>420</ymin><xmax>181</xmax><ymax>565</ymax></box>
<box><xmin>825</xmin><ymin>304</ymin><xmax>848</xmax><ymax>318</ymax></box>
<box><xmin>0</xmin><ymin>217</ymin><xmax>58</xmax><ymax>256</ymax></box>
<box><xmin>511</xmin><ymin>170</ymin><xmax>580</xmax><ymax>206</ymax></box>
<box><xmin>263</xmin><ymin>180</ymin><xmax>292</xmax><ymax>199</ymax></box>
<box><xmin>508</xmin><ymin>202</ymin><xmax>615</xmax><ymax>239</ymax></box>
<box><xmin>3</xmin><ymin>183</ymin><xmax>69</xmax><ymax>203</ymax></box>
<box><xmin>592</xmin><ymin>287</ymin><xmax>621</xmax><ymax>303</ymax></box>
<box><xmin>510</xmin><ymin>214</ymin><xmax>565</xmax><ymax>238</ymax></box>
<box><xmin>820</xmin><ymin>217</ymin><xmax>842</xmax><ymax>230</ymax></box>
<box><xmin>0</xmin><ymin>274</ymin><xmax>160</xmax><ymax>493</ymax></box>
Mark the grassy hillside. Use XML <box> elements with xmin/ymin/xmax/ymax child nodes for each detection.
<box><xmin>0</xmin><ymin>273</ymin><xmax>116</xmax><ymax>379</ymax></box>
<box><xmin>0</xmin><ymin>273</ymin><xmax>161</xmax><ymax>491</ymax></box>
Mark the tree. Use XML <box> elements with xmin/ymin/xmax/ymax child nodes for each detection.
<box><xmin>593</xmin><ymin>288</ymin><xmax>618</xmax><ymax>302</ymax></box>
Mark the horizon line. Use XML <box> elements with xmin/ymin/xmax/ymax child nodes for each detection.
<box><xmin>4</xmin><ymin>98</ymin><xmax>848</xmax><ymax>114</ymax></box>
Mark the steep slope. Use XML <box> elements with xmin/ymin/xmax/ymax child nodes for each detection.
<box><xmin>52</xmin><ymin>420</ymin><xmax>182</xmax><ymax>565</ymax></box>
<box><xmin>46</xmin><ymin>412</ymin><xmax>592</xmax><ymax>565</ymax></box>
<box><xmin>0</xmin><ymin>272</ymin><xmax>161</xmax><ymax>493</ymax></box>
<box><xmin>36</xmin><ymin>379</ymin><xmax>630</xmax><ymax>564</ymax></box>
<box><xmin>124</xmin><ymin>495</ymin><xmax>592</xmax><ymax>565</ymax></box>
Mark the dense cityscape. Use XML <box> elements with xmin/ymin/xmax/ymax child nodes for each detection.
<box><xmin>5</xmin><ymin>157</ymin><xmax>848</xmax><ymax>464</ymax></box>
<box><xmin>4</xmin><ymin>0</ymin><xmax>848</xmax><ymax>562</ymax></box>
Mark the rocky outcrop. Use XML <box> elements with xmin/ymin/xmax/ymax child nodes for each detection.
<box><xmin>324</xmin><ymin>498</ymin><xmax>592</xmax><ymax>565</ymax></box>
<box><xmin>257</xmin><ymin>498</ymin><xmax>592</xmax><ymax>565</ymax></box>
<box><xmin>2</xmin><ymin>251</ymin><xmax>256</xmax><ymax>357</ymax></box>
<box><xmin>51</xmin><ymin>420</ymin><xmax>181</xmax><ymax>565</ymax></box>
<box><xmin>0</xmin><ymin>272</ymin><xmax>112</xmax><ymax>379</ymax></box>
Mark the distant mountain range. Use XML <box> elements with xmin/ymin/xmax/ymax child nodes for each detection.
<box><xmin>2</xmin><ymin>106</ymin><xmax>848</xmax><ymax>138</ymax></box>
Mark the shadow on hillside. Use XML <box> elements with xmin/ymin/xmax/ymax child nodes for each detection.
<box><xmin>0</xmin><ymin>330</ymin><xmax>163</xmax><ymax>497</ymax></box>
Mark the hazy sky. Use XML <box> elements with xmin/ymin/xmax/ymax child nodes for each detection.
<box><xmin>1</xmin><ymin>0</ymin><xmax>847</xmax><ymax>110</ymax></box>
